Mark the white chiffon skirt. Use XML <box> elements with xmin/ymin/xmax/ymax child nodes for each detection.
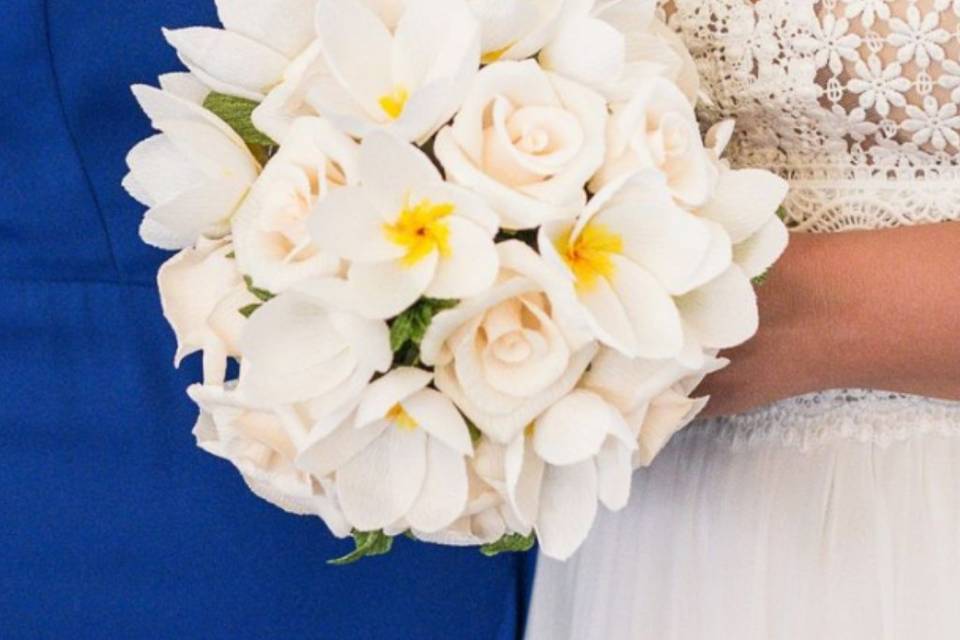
<box><xmin>526</xmin><ymin>390</ymin><xmax>960</xmax><ymax>640</ymax></box>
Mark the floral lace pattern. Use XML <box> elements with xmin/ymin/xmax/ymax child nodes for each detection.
<box><xmin>662</xmin><ymin>0</ymin><xmax>960</xmax><ymax>446</ymax></box>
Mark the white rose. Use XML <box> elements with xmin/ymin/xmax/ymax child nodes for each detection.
<box><xmin>505</xmin><ymin>389</ymin><xmax>637</xmax><ymax>559</ymax></box>
<box><xmin>125</xmin><ymin>76</ymin><xmax>260</xmax><ymax>250</ymax></box>
<box><xmin>163</xmin><ymin>0</ymin><xmax>318</xmax><ymax>100</ymax></box>
<box><xmin>582</xmin><ymin>347</ymin><xmax>728</xmax><ymax>466</ymax></box>
<box><xmin>311</xmin><ymin>0</ymin><xmax>481</xmax><ymax>142</ymax></box>
<box><xmin>540</xmin><ymin>0</ymin><xmax>700</xmax><ymax>103</ymax></box>
<box><xmin>236</xmin><ymin>291</ymin><xmax>392</xmax><ymax>415</ymax></box>
<box><xmin>434</xmin><ymin>59</ymin><xmax>608</xmax><ymax>229</ymax></box>
<box><xmin>296</xmin><ymin>368</ymin><xmax>474</xmax><ymax>533</ymax></box>
<box><xmin>420</xmin><ymin>241</ymin><xmax>597</xmax><ymax>444</ymax></box>
<box><xmin>591</xmin><ymin>77</ymin><xmax>716</xmax><ymax>206</ymax></box>
<box><xmin>158</xmin><ymin>236</ymin><xmax>257</xmax><ymax>384</ymax></box>
<box><xmin>232</xmin><ymin>117</ymin><xmax>358</xmax><ymax>293</ymax></box>
<box><xmin>189</xmin><ymin>382</ymin><xmax>352</xmax><ymax>537</ymax></box>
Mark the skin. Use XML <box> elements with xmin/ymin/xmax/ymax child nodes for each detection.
<box><xmin>698</xmin><ymin>223</ymin><xmax>960</xmax><ymax>417</ymax></box>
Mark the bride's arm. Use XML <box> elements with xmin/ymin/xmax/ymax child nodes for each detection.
<box><xmin>698</xmin><ymin>222</ymin><xmax>960</xmax><ymax>417</ymax></box>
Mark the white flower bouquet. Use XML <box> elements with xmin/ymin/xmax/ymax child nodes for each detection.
<box><xmin>126</xmin><ymin>0</ymin><xmax>789</xmax><ymax>561</ymax></box>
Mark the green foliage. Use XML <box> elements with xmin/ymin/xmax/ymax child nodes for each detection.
<box><xmin>751</xmin><ymin>270</ymin><xmax>769</xmax><ymax>287</ymax></box>
<box><xmin>238</xmin><ymin>303</ymin><xmax>262</xmax><ymax>319</ymax></box>
<box><xmin>203</xmin><ymin>92</ymin><xmax>276</xmax><ymax>147</ymax></box>
<box><xmin>243</xmin><ymin>275</ymin><xmax>276</xmax><ymax>302</ymax></box>
<box><xmin>389</xmin><ymin>298</ymin><xmax>458</xmax><ymax>365</ymax></box>
<box><xmin>479</xmin><ymin>532</ymin><xmax>536</xmax><ymax>557</ymax></box>
<box><xmin>328</xmin><ymin>530</ymin><xmax>394</xmax><ymax>566</ymax></box>
<box><xmin>466</xmin><ymin>418</ymin><xmax>483</xmax><ymax>444</ymax></box>
<box><xmin>495</xmin><ymin>228</ymin><xmax>538</xmax><ymax>248</ymax></box>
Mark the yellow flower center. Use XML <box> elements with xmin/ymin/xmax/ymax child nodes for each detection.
<box><xmin>481</xmin><ymin>43</ymin><xmax>513</xmax><ymax>65</ymax></box>
<box><xmin>379</xmin><ymin>85</ymin><xmax>409</xmax><ymax>120</ymax></box>
<box><xmin>556</xmin><ymin>223</ymin><xmax>624</xmax><ymax>292</ymax></box>
<box><xmin>386</xmin><ymin>403</ymin><xmax>418</xmax><ymax>431</ymax></box>
<box><xmin>383</xmin><ymin>197</ymin><xmax>455</xmax><ymax>266</ymax></box>
<box><xmin>524</xmin><ymin>422</ymin><xmax>536</xmax><ymax>438</ymax></box>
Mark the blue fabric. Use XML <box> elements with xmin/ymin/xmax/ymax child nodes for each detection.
<box><xmin>0</xmin><ymin>1</ymin><xmax>535</xmax><ymax>637</ymax></box>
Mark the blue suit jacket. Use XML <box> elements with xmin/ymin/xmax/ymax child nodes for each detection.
<box><xmin>0</xmin><ymin>2</ymin><xmax>533</xmax><ymax>637</ymax></box>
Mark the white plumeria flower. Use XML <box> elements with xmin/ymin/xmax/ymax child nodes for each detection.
<box><xmin>312</xmin><ymin>0</ymin><xmax>481</xmax><ymax>143</ymax></box>
<box><xmin>236</xmin><ymin>292</ymin><xmax>392</xmax><ymax>415</ymax></box>
<box><xmin>125</xmin><ymin>76</ymin><xmax>260</xmax><ymax>250</ymax></box>
<box><xmin>307</xmin><ymin>132</ymin><xmax>499</xmax><ymax>319</ymax></box>
<box><xmin>539</xmin><ymin>0</ymin><xmax>700</xmax><ymax>102</ymax></box>
<box><xmin>163</xmin><ymin>0</ymin><xmax>318</xmax><ymax>100</ymax></box>
<box><xmin>158</xmin><ymin>237</ymin><xmax>257</xmax><ymax>384</ymax></box>
<box><xmin>582</xmin><ymin>347</ymin><xmax>727</xmax><ymax>466</ymax></box>
<box><xmin>360</xmin><ymin>0</ymin><xmax>407</xmax><ymax>28</ymax></box>
<box><xmin>232</xmin><ymin>117</ymin><xmax>358</xmax><ymax>293</ymax></box>
<box><xmin>297</xmin><ymin>368</ymin><xmax>474</xmax><ymax>533</ymax></box>
<box><xmin>887</xmin><ymin>5</ymin><xmax>949</xmax><ymax>69</ymax></box>
<box><xmin>469</xmin><ymin>0</ymin><xmax>572</xmax><ymax>63</ymax></box>
<box><xmin>539</xmin><ymin>172</ymin><xmax>733</xmax><ymax>359</ymax></box>
<box><xmin>434</xmin><ymin>59</ymin><xmax>608</xmax><ymax>230</ymax></box>
<box><xmin>848</xmin><ymin>55</ymin><xmax>911</xmax><ymax>118</ymax></box>
<box><xmin>420</xmin><ymin>241</ymin><xmax>597</xmax><ymax>443</ymax></box>
<box><xmin>903</xmin><ymin>97</ymin><xmax>960</xmax><ymax>150</ymax></box>
<box><xmin>506</xmin><ymin>390</ymin><xmax>637</xmax><ymax>559</ymax></box>
<box><xmin>251</xmin><ymin>42</ymin><xmax>330</xmax><ymax>145</ymax></box>
<box><xmin>591</xmin><ymin>76</ymin><xmax>717</xmax><ymax>207</ymax></box>
<box><xmin>189</xmin><ymin>382</ymin><xmax>352</xmax><ymax>537</ymax></box>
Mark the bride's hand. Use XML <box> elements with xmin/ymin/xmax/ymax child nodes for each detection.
<box><xmin>697</xmin><ymin>223</ymin><xmax>960</xmax><ymax>418</ymax></box>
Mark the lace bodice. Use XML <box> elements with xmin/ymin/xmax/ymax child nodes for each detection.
<box><xmin>662</xmin><ymin>0</ymin><xmax>960</xmax><ymax>231</ymax></box>
<box><xmin>661</xmin><ymin>0</ymin><xmax>960</xmax><ymax>444</ymax></box>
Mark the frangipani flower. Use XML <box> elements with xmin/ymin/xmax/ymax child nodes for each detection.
<box><xmin>506</xmin><ymin>390</ymin><xmax>637</xmax><ymax>559</ymax></box>
<box><xmin>236</xmin><ymin>292</ymin><xmax>392</xmax><ymax>414</ymax></box>
<box><xmin>539</xmin><ymin>172</ymin><xmax>732</xmax><ymax>359</ymax></box>
<box><xmin>582</xmin><ymin>347</ymin><xmax>728</xmax><ymax>466</ymax></box>
<box><xmin>540</xmin><ymin>0</ymin><xmax>700</xmax><ymax>102</ymax></box>
<box><xmin>232</xmin><ymin>117</ymin><xmax>358</xmax><ymax>293</ymax></box>
<box><xmin>312</xmin><ymin>0</ymin><xmax>481</xmax><ymax>142</ymax></box>
<box><xmin>189</xmin><ymin>382</ymin><xmax>352</xmax><ymax>537</ymax></box>
<box><xmin>421</xmin><ymin>241</ymin><xmax>597</xmax><ymax>443</ymax></box>
<box><xmin>251</xmin><ymin>42</ymin><xmax>330</xmax><ymax>144</ymax></box>
<box><xmin>434</xmin><ymin>59</ymin><xmax>608</xmax><ymax>229</ymax></box>
<box><xmin>158</xmin><ymin>237</ymin><xmax>257</xmax><ymax>384</ymax></box>
<box><xmin>297</xmin><ymin>368</ymin><xmax>474</xmax><ymax>533</ymax></box>
<box><xmin>591</xmin><ymin>76</ymin><xmax>717</xmax><ymax>207</ymax></box>
<box><xmin>469</xmin><ymin>0</ymin><xmax>572</xmax><ymax>63</ymax></box>
<box><xmin>308</xmin><ymin>132</ymin><xmax>499</xmax><ymax>319</ymax></box>
<box><xmin>125</xmin><ymin>77</ymin><xmax>260</xmax><ymax>250</ymax></box>
<box><xmin>164</xmin><ymin>0</ymin><xmax>318</xmax><ymax>100</ymax></box>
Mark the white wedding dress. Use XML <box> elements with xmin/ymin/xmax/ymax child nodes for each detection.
<box><xmin>526</xmin><ymin>1</ymin><xmax>960</xmax><ymax>638</ymax></box>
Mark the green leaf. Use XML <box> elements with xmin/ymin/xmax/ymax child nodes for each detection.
<box><xmin>495</xmin><ymin>228</ymin><xmax>538</xmax><ymax>247</ymax></box>
<box><xmin>203</xmin><ymin>92</ymin><xmax>276</xmax><ymax>147</ymax></box>
<box><xmin>776</xmin><ymin>205</ymin><xmax>788</xmax><ymax>221</ymax></box>
<box><xmin>751</xmin><ymin>270</ymin><xmax>770</xmax><ymax>287</ymax></box>
<box><xmin>243</xmin><ymin>275</ymin><xmax>276</xmax><ymax>302</ymax></box>
<box><xmin>238</xmin><ymin>303</ymin><xmax>262</xmax><ymax>318</ymax></box>
<box><xmin>480</xmin><ymin>532</ymin><xmax>536</xmax><ymax>557</ymax></box>
<box><xmin>328</xmin><ymin>530</ymin><xmax>394</xmax><ymax>566</ymax></box>
<box><xmin>465</xmin><ymin>418</ymin><xmax>482</xmax><ymax>444</ymax></box>
<box><xmin>388</xmin><ymin>297</ymin><xmax>458</xmax><ymax>359</ymax></box>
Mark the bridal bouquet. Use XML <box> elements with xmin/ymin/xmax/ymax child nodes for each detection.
<box><xmin>126</xmin><ymin>0</ymin><xmax>788</xmax><ymax>561</ymax></box>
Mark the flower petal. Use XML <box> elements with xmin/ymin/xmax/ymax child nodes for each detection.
<box><xmin>533</xmin><ymin>390</ymin><xmax>614</xmax><ymax>466</ymax></box>
<box><xmin>734</xmin><ymin>216</ymin><xmax>789</xmax><ymax>279</ymax></box>
<box><xmin>297</xmin><ymin>418</ymin><xmax>388</xmax><ymax>478</ymax></box>
<box><xmin>359</xmin><ymin>132</ymin><xmax>443</xmax><ymax>212</ymax></box>
<box><xmin>677</xmin><ymin>266</ymin><xmax>758</xmax><ymax>349</ymax></box>
<box><xmin>402</xmin><ymin>388</ymin><xmax>474</xmax><ymax>456</ymax></box>
<box><xmin>505</xmin><ymin>434</ymin><xmax>545</xmax><ymax>527</ymax></box>
<box><xmin>215</xmin><ymin>0</ymin><xmax>316</xmax><ymax>58</ymax></box>
<box><xmin>337</xmin><ymin>426</ymin><xmax>427</xmax><ymax>531</ymax></box>
<box><xmin>405</xmin><ymin>437</ymin><xmax>469</xmax><ymax>533</ymax></box>
<box><xmin>608</xmin><ymin>256</ymin><xmax>684</xmax><ymax>359</ymax></box>
<box><xmin>535</xmin><ymin>460</ymin><xmax>598</xmax><ymax>560</ymax></box>
<box><xmin>425</xmin><ymin>217</ymin><xmax>499</xmax><ymax>299</ymax></box>
<box><xmin>356</xmin><ymin>367</ymin><xmax>432</xmax><ymax>428</ymax></box>
<box><xmin>347</xmin><ymin>252</ymin><xmax>438</xmax><ymax>319</ymax></box>
<box><xmin>596</xmin><ymin>437</ymin><xmax>634</xmax><ymax>511</ymax></box>
<box><xmin>308</xmin><ymin>187</ymin><xmax>405</xmax><ymax>262</ymax></box>
<box><xmin>698</xmin><ymin>169</ymin><xmax>789</xmax><ymax>243</ymax></box>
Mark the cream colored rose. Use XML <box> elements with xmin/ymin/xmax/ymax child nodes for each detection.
<box><xmin>232</xmin><ymin>117</ymin><xmax>358</xmax><ymax>293</ymax></box>
<box><xmin>434</xmin><ymin>59</ymin><xmax>608</xmax><ymax>229</ymax></box>
<box><xmin>189</xmin><ymin>383</ymin><xmax>352</xmax><ymax>538</ymax></box>
<box><xmin>158</xmin><ymin>236</ymin><xmax>258</xmax><ymax>384</ymax></box>
<box><xmin>591</xmin><ymin>77</ymin><xmax>716</xmax><ymax>206</ymax></box>
<box><xmin>420</xmin><ymin>241</ymin><xmax>597</xmax><ymax>443</ymax></box>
